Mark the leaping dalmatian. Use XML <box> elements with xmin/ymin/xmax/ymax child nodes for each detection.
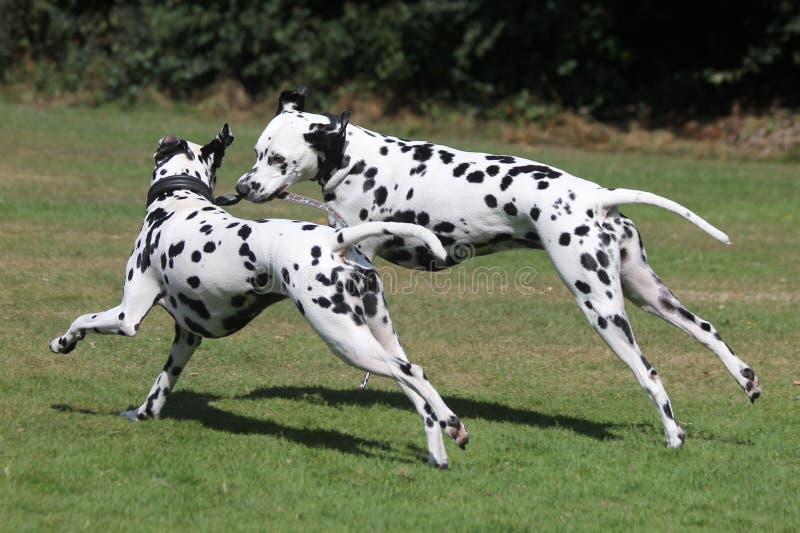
<box><xmin>50</xmin><ymin>124</ymin><xmax>468</xmax><ymax>468</ymax></box>
<box><xmin>235</xmin><ymin>87</ymin><xmax>761</xmax><ymax>448</ymax></box>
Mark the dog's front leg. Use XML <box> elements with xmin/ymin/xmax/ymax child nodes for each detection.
<box><xmin>49</xmin><ymin>301</ymin><xmax>156</xmax><ymax>354</ymax></box>
<box><xmin>49</xmin><ymin>305</ymin><xmax>127</xmax><ymax>354</ymax></box>
<box><xmin>121</xmin><ymin>324</ymin><xmax>202</xmax><ymax>421</ymax></box>
<box><xmin>49</xmin><ymin>276</ymin><xmax>163</xmax><ymax>354</ymax></box>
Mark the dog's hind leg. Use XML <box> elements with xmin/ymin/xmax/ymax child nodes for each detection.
<box><xmin>120</xmin><ymin>323</ymin><xmax>202</xmax><ymax>421</ymax></box>
<box><xmin>300</xmin><ymin>296</ymin><xmax>465</xmax><ymax>467</ymax></box>
<box><xmin>618</xmin><ymin>221</ymin><xmax>761</xmax><ymax>401</ymax></box>
<box><xmin>49</xmin><ymin>274</ymin><xmax>163</xmax><ymax>354</ymax></box>
<box><xmin>540</xmin><ymin>222</ymin><xmax>685</xmax><ymax>447</ymax></box>
<box><xmin>361</xmin><ymin>288</ymin><xmax>466</xmax><ymax>467</ymax></box>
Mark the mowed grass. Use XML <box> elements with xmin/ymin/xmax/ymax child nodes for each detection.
<box><xmin>1</xmin><ymin>101</ymin><xmax>799</xmax><ymax>531</ymax></box>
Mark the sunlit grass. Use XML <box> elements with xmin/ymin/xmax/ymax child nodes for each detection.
<box><xmin>1</xmin><ymin>101</ymin><xmax>798</xmax><ymax>530</ymax></box>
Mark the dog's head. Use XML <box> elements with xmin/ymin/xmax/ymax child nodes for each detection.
<box><xmin>152</xmin><ymin>124</ymin><xmax>234</xmax><ymax>190</ymax></box>
<box><xmin>236</xmin><ymin>87</ymin><xmax>349</xmax><ymax>202</ymax></box>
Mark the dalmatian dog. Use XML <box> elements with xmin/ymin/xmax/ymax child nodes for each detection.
<box><xmin>235</xmin><ymin>87</ymin><xmax>761</xmax><ymax>448</ymax></box>
<box><xmin>49</xmin><ymin>124</ymin><xmax>469</xmax><ymax>468</ymax></box>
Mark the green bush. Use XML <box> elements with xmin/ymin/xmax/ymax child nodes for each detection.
<box><xmin>1</xmin><ymin>0</ymin><xmax>797</xmax><ymax>116</ymax></box>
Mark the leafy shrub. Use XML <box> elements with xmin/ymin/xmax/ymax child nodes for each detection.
<box><xmin>1</xmin><ymin>0</ymin><xmax>797</xmax><ymax>116</ymax></box>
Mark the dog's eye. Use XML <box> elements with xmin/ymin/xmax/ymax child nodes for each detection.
<box><xmin>268</xmin><ymin>154</ymin><xmax>286</xmax><ymax>166</ymax></box>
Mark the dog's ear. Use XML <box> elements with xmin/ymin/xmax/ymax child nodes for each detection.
<box><xmin>275</xmin><ymin>86</ymin><xmax>308</xmax><ymax>116</ymax></box>
<box><xmin>216</xmin><ymin>123</ymin><xmax>234</xmax><ymax>148</ymax></box>
<box><xmin>338</xmin><ymin>111</ymin><xmax>350</xmax><ymax>139</ymax></box>
<box><xmin>201</xmin><ymin>123</ymin><xmax>235</xmax><ymax>162</ymax></box>
<box><xmin>155</xmin><ymin>136</ymin><xmax>194</xmax><ymax>162</ymax></box>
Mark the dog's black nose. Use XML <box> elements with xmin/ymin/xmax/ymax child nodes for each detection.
<box><xmin>236</xmin><ymin>182</ymin><xmax>250</xmax><ymax>196</ymax></box>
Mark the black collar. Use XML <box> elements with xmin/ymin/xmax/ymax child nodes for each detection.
<box><xmin>146</xmin><ymin>174</ymin><xmax>214</xmax><ymax>206</ymax></box>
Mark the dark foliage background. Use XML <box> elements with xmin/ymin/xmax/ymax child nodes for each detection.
<box><xmin>2</xmin><ymin>0</ymin><xmax>798</xmax><ymax>118</ymax></box>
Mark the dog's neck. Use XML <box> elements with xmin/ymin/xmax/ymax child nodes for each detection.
<box><xmin>320</xmin><ymin>164</ymin><xmax>349</xmax><ymax>192</ymax></box>
<box><xmin>321</xmin><ymin>125</ymin><xmax>384</xmax><ymax>193</ymax></box>
<box><xmin>146</xmin><ymin>174</ymin><xmax>215</xmax><ymax>207</ymax></box>
<box><xmin>314</xmin><ymin>151</ymin><xmax>342</xmax><ymax>189</ymax></box>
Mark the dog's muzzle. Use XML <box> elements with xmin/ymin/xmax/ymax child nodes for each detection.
<box><xmin>236</xmin><ymin>182</ymin><xmax>288</xmax><ymax>203</ymax></box>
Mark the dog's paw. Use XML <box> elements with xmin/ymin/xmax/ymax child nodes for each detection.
<box><xmin>50</xmin><ymin>336</ymin><xmax>76</xmax><ymax>354</ymax></box>
<box><xmin>119</xmin><ymin>408</ymin><xmax>146</xmax><ymax>421</ymax></box>
<box><xmin>49</xmin><ymin>339</ymin><xmax>61</xmax><ymax>353</ymax></box>
<box><xmin>446</xmin><ymin>416</ymin><xmax>469</xmax><ymax>450</ymax></box>
<box><xmin>665</xmin><ymin>427</ymin><xmax>686</xmax><ymax>449</ymax></box>
<box><xmin>746</xmin><ymin>378</ymin><xmax>762</xmax><ymax>403</ymax></box>
<box><xmin>425</xmin><ymin>453</ymin><xmax>448</xmax><ymax>470</ymax></box>
<box><xmin>740</xmin><ymin>368</ymin><xmax>762</xmax><ymax>403</ymax></box>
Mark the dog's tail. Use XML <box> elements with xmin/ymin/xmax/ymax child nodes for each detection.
<box><xmin>598</xmin><ymin>188</ymin><xmax>730</xmax><ymax>244</ymax></box>
<box><xmin>331</xmin><ymin>222</ymin><xmax>447</xmax><ymax>260</ymax></box>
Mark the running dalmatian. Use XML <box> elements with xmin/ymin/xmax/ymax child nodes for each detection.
<box><xmin>49</xmin><ymin>125</ymin><xmax>469</xmax><ymax>468</ymax></box>
<box><xmin>235</xmin><ymin>87</ymin><xmax>761</xmax><ymax>448</ymax></box>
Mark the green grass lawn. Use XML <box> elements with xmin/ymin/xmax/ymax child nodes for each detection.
<box><xmin>1</xmin><ymin>101</ymin><xmax>799</xmax><ymax>531</ymax></box>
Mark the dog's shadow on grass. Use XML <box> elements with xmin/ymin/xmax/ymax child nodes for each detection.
<box><xmin>52</xmin><ymin>385</ymin><xmax>619</xmax><ymax>461</ymax></box>
<box><xmin>236</xmin><ymin>385</ymin><xmax>618</xmax><ymax>442</ymax></box>
<box><xmin>54</xmin><ymin>389</ymin><xmax>757</xmax><ymax>453</ymax></box>
<box><xmin>52</xmin><ymin>391</ymin><xmax>398</xmax><ymax>461</ymax></box>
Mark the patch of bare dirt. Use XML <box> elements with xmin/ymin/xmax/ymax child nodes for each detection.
<box><xmin>504</xmin><ymin>107</ymin><xmax>800</xmax><ymax>161</ymax></box>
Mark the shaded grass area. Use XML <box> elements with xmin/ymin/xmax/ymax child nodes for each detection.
<box><xmin>1</xmin><ymin>101</ymin><xmax>799</xmax><ymax>530</ymax></box>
